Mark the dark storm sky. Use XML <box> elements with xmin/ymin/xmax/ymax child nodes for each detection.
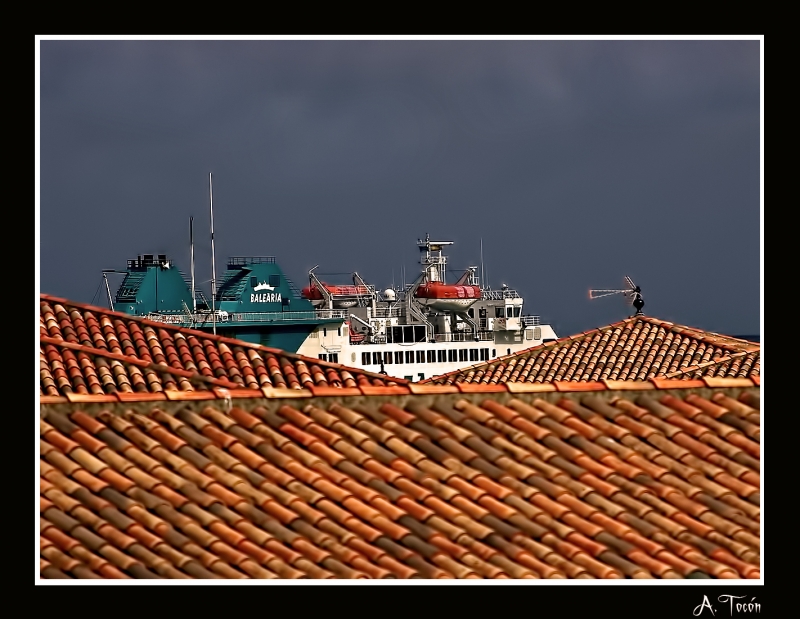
<box><xmin>38</xmin><ymin>38</ymin><xmax>761</xmax><ymax>338</ymax></box>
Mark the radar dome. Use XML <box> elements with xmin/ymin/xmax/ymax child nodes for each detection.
<box><xmin>383</xmin><ymin>288</ymin><xmax>396</xmax><ymax>301</ymax></box>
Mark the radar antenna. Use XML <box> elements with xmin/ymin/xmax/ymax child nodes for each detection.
<box><xmin>589</xmin><ymin>276</ymin><xmax>645</xmax><ymax>317</ymax></box>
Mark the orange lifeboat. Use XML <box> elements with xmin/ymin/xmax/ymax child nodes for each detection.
<box><xmin>348</xmin><ymin>322</ymin><xmax>366</xmax><ymax>343</ymax></box>
<box><xmin>301</xmin><ymin>283</ymin><xmax>370</xmax><ymax>308</ymax></box>
<box><xmin>415</xmin><ymin>281</ymin><xmax>481</xmax><ymax>311</ymax></box>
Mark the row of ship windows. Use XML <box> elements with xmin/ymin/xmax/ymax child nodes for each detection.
<box><xmin>316</xmin><ymin>347</ymin><xmax>517</xmax><ymax>366</ymax></box>
<box><xmin>467</xmin><ymin>306</ymin><xmax>522</xmax><ymax>318</ymax></box>
<box><xmin>361</xmin><ymin>348</ymin><xmax>496</xmax><ymax>366</ymax></box>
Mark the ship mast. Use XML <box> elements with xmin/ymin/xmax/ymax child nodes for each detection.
<box><xmin>209</xmin><ymin>173</ymin><xmax>217</xmax><ymax>335</ymax></box>
<box><xmin>480</xmin><ymin>238</ymin><xmax>485</xmax><ymax>290</ymax></box>
<box><xmin>417</xmin><ymin>233</ymin><xmax>453</xmax><ymax>283</ymax></box>
<box><xmin>190</xmin><ymin>216</ymin><xmax>196</xmax><ymax>313</ymax></box>
<box><xmin>102</xmin><ymin>272</ymin><xmax>114</xmax><ymax>309</ymax></box>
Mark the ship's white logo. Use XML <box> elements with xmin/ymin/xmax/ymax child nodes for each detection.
<box><xmin>253</xmin><ymin>281</ymin><xmax>274</xmax><ymax>292</ymax></box>
<box><xmin>251</xmin><ymin>289</ymin><xmax>282</xmax><ymax>303</ymax></box>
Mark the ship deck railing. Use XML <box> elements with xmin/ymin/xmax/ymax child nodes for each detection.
<box><xmin>521</xmin><ymin>315</ymin><xmax>541</xmax><ymax>327</ymax></box>
<box><xmin>226</xmin><ymin>256</ymin><xmax>277</xmax><ymax>267</ymax></box>
<box><xmin>370</xmin><ymin>306</ymin><xmax>405</xmax><ymax>318</ymax></box>
<box><xmin>143</xmin><ymin>309</ymin><xmax>347</xmax><ymax>325</ymax></box>
<box><xmin>349</xmin><ymin>330</ymin><xmax>497</xmax><ymax>345</ymax></box>
<box><xmin>481</xmin><ymin>289</ymin><xmax>522</xmax><ymax>300</ymax></box>
<box><xmin>233</xmin><ymin>310</ymin><xmax>347</xmax><ymax>322</ymax></box>
<box><xmin>433</xmin><ymin>331</ymin><xmax>495</xmax><ymax>343</ymax></box>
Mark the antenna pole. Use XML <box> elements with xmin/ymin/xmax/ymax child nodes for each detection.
<box><xmin>103</xmin><ymin>272</ymin><xmax>114</xmax><ymax>309</ymax></box>
<box><xmin>209</xmin><ymin>173</ymin><xmax>217</xmax><ymax>335</ymax></box>
<box><xmin>480</xmin><ymin>238</ymin><xmax>485</xmax><ymax>290</ymax></box>
<box><xmin>190</xmin><ymin>216</ymin><xmax>197</xmax><ymax>313</ymax></box>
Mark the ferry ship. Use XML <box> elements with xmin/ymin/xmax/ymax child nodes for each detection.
<box><xmin>103</xmin><ymin>235</ymin><xmax>558</xmax><ymax>382</ymax></box>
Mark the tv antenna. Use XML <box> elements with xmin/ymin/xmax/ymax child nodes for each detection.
<box><xmin>589</xmin><ymin>276</ymin><xmax>644</xmax><ymax>317</ymax></box>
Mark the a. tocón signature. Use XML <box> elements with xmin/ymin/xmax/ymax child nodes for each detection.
<box><xmin>694</xmin><ymin>595</ymin><xmax>760</xmax><ymax>616</ymax></box>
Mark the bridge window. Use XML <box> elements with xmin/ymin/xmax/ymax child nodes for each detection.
<box><xmin>416</xmin><ymin>350</ymin><xmax>425</xmax><ymax>363</ymax></box>
<box><xmin>395</xmin><ymin>351</ymin><xmax>404</xmax><ymax>364</ymax></box>
<box><xmin>403</xmin><ymin>326</ymin><xmax>413</xmax><ymax>342</ymax></box>
<box><xmin>362</xmin><ymin>352</ymin><xmax>371</xmax><ymax>365</ymax></box>
<box><xmin>438</xmin><ymin>350</ymin><xmax>446</xmax><ymax>363</ymax></box>
<box><xmin>269</xmin><ymin>275</ymin><xmax>280</xmax><ymax>287</ymax></box>
<box><xmin>495</xmin><ymin>307</ymin><xmax>504</xmax><ymax>318</ymax></box>
<box><xmin>415</xmin><ymin>325</ymin><xmax>426</xmax><ymax>342</ymax></box>
<box><xmin>405</xmin><ymin>351</ymin><xmax>414</xmax><ymax>363</ymax></box>
<box><xmin>506</xmin><ymin>307</ymin><xmax>513</xmax><ymax>318</ymax></box>
<box><xmin>250</xmin><ymin>276</ymin><xmax>258</xmax><ymax>287</ymax></box>
<box><xmin>448</xmin><ymin>349</ymin><xmax>457</xmax><ymax>362</ymax></box>
<box><xmin>458</xmin><ymin>349</ymin><xmax>467</xmax><ymax>362</ymax></box>
<box><xmin>514</xmin><ymin>307</ymin><xmax>521</xmax><ymax>317</ymax></box>
<box><xmin>427</xmin><ymin>350</ymin><xmax>436</xmax><ymax>363</ymax></box>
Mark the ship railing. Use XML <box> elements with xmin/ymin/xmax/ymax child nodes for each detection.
<box><xmin>370</xmin><ymin>306</ymin><xmax>405</xmax><ymax>318</ymax></box>
<box><xmin>227</xmin><ymin>256</ymin><xmax>277</xmax><ymax>267</ymax></box>
<box><xmin>231</xmin><ymin>310</ymin><xmax>346</xmax><ymax>322</ymax></box>
<box><xmin>345</xmin><ymin>331</ymin><xmax>495</xmax><ymax>345</ymax></box>
<box><xmin>314</xmin><ymin>310</ymin><xmax>348</xmax><ymax>319</ymax></box>
<box><xmin>433</xmin><ymin>331</ymin><xmax>494</xmax><ymax>343</ymax></box>
<box><xmin>481</xmin><ymin>289</ymin><xmax>522</xmax><ymax>300</ymax></box>
<box><xmin>143</xmin><ymin>309</ymin><xmax>347</xmax><ymax>325</ymax></box>
<box><xmin>521</xmin><ymin>315</ymin><xmax>541</xmax><ymax>327</ymax></box>
<box><xmin>144</xmin><ymin>313</ymin><xmax>193</xmax><ymax>325</ymax></box>
<box><xmin>144</xmin><ymin>311</ymin><xmax>230</xmax><ymax>324</ymax></box>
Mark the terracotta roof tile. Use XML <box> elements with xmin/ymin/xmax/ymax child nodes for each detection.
<box><xmin>40</xmin><ymin>379</ymin><xmax>759</xmax><ymax>579</ymax></box>
<box><xmin>425</xmin><ymin>317</ymin><xmax>760</xmax><ymax>386</ymax></box>
<box><xmin>40</xmin><ymin>295</ymin><xmax>406</xmax><ymax>397</ymax></box>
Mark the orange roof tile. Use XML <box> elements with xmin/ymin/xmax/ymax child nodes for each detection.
<box><xmin>40</xmin><ymin>295</ymin><xmax>405</xmax><ymax>397</ymax></box>
<box><xmin>39</xmin><ymin>379</ymin><xmax>760</xmax><ymax>579</ymax></box>
<box><xmin>424</xmin><ymin>317</ymin><xmax>760</xmax><ymax>386</ymax></box>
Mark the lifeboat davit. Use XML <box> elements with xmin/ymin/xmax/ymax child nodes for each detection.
<box><xmin>415</xmin><ymin>281</ymin><xmax>481</xmax><ymax>311</ymax></box>
<box><xmin>301</xmin><ymin>283</ymin><xmax>370</xmax><ymax>309</ymax></box>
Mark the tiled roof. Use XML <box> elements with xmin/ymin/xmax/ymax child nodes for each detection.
<box><xmin>40</xmin><ymin>295</ymin><xmax>404</xmax><ymax>397</ymax></box>
<box><xmin>425</xmin><ymin>317</ymin><xmax>760</xmax><ymax>386</ymax></box>
<box><xmin>40</xmin><ymin>378</ymin><xmax>760</xmax><ymax>579</ymax></box>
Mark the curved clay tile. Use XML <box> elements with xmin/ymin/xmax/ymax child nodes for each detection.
<box><xmin>40</xmin><ymin>383</ymin><xmax>759</xmax><ymax>579</ymax></box>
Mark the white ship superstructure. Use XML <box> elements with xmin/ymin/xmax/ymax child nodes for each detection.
<box><xmin>296</xmin><ymin>235</ymin><xmax>558</xmax><ymax>381</ymax></box>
